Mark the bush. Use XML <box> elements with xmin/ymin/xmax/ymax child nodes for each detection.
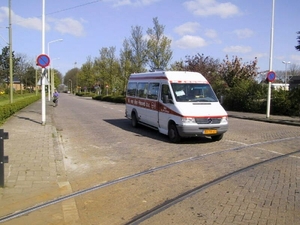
<box><xmin>92</xmin><ymin>95</ymin><xmax>125</xmax><ymax>104</ymax></box>
<box><xmin>0</xmin><ymin>95</ymin><xmax>41</xmax><ymax>124</ymax></box>
<box><xmin>222</xmin><ymin>80</ymin><xmax>267</xmax><ymax>113</ymax></box>
<box><xmin>271</xmin><ymin>89</ymin><xmax>291</xmax><ymax>116</ymax></box>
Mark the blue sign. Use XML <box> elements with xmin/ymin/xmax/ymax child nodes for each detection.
<box><xmin>267</xmin><ymin>71</ymin><xmax>276</xmax><ymax>82</ymax></box>
<box><xmin>36</xmin><ymin>54</ymin><xmax>50</xmax><ymax>68</ymax></box>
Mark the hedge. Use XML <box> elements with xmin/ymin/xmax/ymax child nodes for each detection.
<box><xmin>0</xmin><ymin>95</ymin><xmax>41</xmax><ymax>125</ymax></box>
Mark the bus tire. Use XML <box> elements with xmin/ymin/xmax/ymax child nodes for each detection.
<box><xmin>211</xmin><ymin>134</ymin><xmax>223</xmax><ymax>141</ymax></box>
<box><xmin>168</xmin><ymin>123</ymin><xmax>181</xmax><ymax>143</ymax></box>
<box><xmin>131</xmin><ymin>112</ymin><xmax>139</xmax><ymax>128</ymax></box>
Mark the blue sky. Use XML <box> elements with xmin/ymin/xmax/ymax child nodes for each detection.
<box><xmin>0</xmin><ymin>0</ymin><xmax>299</xmax><ymax>78</ymax></box>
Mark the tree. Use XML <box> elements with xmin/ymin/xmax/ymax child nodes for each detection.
<box><xmin>94</xmin><ymin>47</ymin><xmax>121</xmax><ymax>95</ymax></box>
<box><xmin>120</xmin><ymin>39</ymin><xmax>134</xmax><ymax>94</ymax></box>
<box><xmin>78</xmin><ymin>56</ymin><xmax>94</xmax><ymax>92</ymax></box>
<box><xmin>183</xmin><ymin>54</ymin><xmax>220</xmax><ymax>83</ymax></box>
<box><xmin>14</xmin><ymin>53</ymin><xmax>32</xmax><ymax>92</ymax></box>
<box><xmin>146</xmin><ymin>17</ymin><xmax>172</xmax><ymax>70</ymax></box>
<box><xmin>219</xmin><ymin>55</ymin><xmax>258</xmax><ymax>88</ymax></box>
<box><xmin>64</xmin><ymin>67</ymin><xmax>79</xmax><ymax>93</ymax></box>
<box><xmin>22</xmin><ymin>66</ymin><xmax>36</xmax><ymax>91</ymax></box>
<box><xmin>289</xmin><ymin>63</ymin><xmax>300</xmax><ymax>77</ymax></box>
<box><xmin>129</xmin><ymin>25</ymin><xmax>148</xmax><ymax>73</ymax></box>
<box><xmin>295</xmin><ymin>31</ymin><xmax>300</xmax><ymax>51</ymax></box>
<box><xmin>0</xmin><ymin>46</ymin><xmax>20</xmax><ymax>86</ymax></box>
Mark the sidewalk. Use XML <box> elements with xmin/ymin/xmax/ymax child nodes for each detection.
<box><xmin>0</xmin><ymin>100</ymin><xmax>67</xmax><ymax>219</ymax></box>
<box><xmin>0</xmin><ymin>100</ymin><xmax>299</xmax><ymax>221</ymax></box>
<box><xmin>227</xmin><ymin>111</ymin><xmax>300</xmax><ymax>126</ymax></box>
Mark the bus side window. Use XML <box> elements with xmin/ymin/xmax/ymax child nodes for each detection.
<box><xmin>127</xmin><ymin>82</ymin><xmax>137</xmax><ymax>96</ymax></box>
<box><xmin>147</xmin><ymin>83</ymin><xmax>159</xmax><ymax>100</ymax></box>
<box><xmin>138</xmin><ymin>82</ymin><xmax>148</xmax><ymax>98</ymax></box>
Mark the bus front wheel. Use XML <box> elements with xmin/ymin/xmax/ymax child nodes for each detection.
<box><xmin>168</xmin><ymin>123</ymin><xmax>181</xmax><ymax>143</ymax></box>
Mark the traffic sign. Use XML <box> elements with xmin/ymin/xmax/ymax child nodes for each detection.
<box><xmin>36</xmin><ymin>54</ymin><xmax>50</xmax><ymax>68</ymax></box>
<box><xmin>266</xmin><ymin>71</ymin><xmax>276</xmax><ymax>82</ymax></box>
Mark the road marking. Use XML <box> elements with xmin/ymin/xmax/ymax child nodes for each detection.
<box><xmin>58</xmin><ymin>181</ymin><xmax>80</xmax><ymax>224</ymax></box>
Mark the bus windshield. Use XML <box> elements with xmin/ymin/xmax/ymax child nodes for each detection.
<box><xmin>171</xmin><ymin>83</ymin><xmax>219</xmax><ymax>102</ymax></box>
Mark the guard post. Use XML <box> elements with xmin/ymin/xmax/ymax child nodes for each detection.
<box><xmin>0</xmin><ymin>129</ymin><xmax>9</xmax><ymax>187</ymax></box>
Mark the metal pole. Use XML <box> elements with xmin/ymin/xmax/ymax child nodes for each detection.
<box><xmin>75</xmin><ymin>62</ymin><xmax>77</xmax><ymax>93</ymax></box>
<box><xmin>282</xmin><ymin>61</ymin><xmax>290</xmax><ymax>90</ymax></box>
<box><xmin>47</xmin><ymin>39</ymin><xmax>62</xmax><ymax>99</ymax></box>
<box><xmin>35</xmin><ymin>67</ymin><xmax>38</xmax><ymax>96</ymax></box>
<box><xmin>41</xmin><ymin>0</ymin><xmax>46</xmax><ymax>125</ymax></box>
<box><xmin>266</xmin><ymin>0</ymin><xmax>275</xmax><ymax>118</ymax></box>
<box><xmin>0</xmin><ymin>129</ymin><xmax>9</xmax><ymax>187</ymax></box>
<box><xmin>9</xmin><ymin>0</ymin><xmax>13</xmax><ymax>104</ymax></box>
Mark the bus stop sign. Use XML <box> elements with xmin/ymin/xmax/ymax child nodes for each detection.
<box><xmin>36</xmin><ymin>54</ymin><xmax>50</xmax><ymax>68</ymax></box>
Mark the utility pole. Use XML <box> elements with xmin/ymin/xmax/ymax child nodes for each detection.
<box><xmin>41</xmin><ymin>0</ymin><xmax>46</xmax><ymax>125</ymax></box>
<box><xmin>9</xmin><ymin>0</ymin><xmax>13</xmax><ymax>104</ymax></box>
<box><xmin>266</xmin><ymin>0</ymin><xmax>275</xmax><ymax>118</ymax></box>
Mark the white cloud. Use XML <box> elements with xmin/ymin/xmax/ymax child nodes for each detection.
<box><xmin>53</xmin><ymin>18</ymin><xmax>85</xmax><ymax>37</ymax></box>
<box><xmin>105</xmin><ymin>0</ymin><xmax>161</xmax><ymax>7</ymax></box>
<box><xmin>223</xmin><ymin>45</ymin><xmax>252</xmax><ymax>53</ymax></box>
<box><xmin>175</xmin><ymin>35</ymin><xmax>207</xmax><ymax>49</ymax></box>
<box><xmin>233</xmin><ymin>28</ymin><xmax>254</xmax><ymax>39</ymax></box>
<box><xmin>0</xmin><ymin>6</ymin><xmax>49</xmax><ymax>31</ymax></box>
<box><xmin>204</xmin><ymin>29</ymin><xmax>217</xmax><ymax>39</ymax></box>
<box><xmin>183</xmin><ymin>0</ymin><xmax>240</xmax><ymax>18</ymax></box>
<box><xmin>174</xmin><ymin>22</ymin><xmax>200</xmax><ymax>36</ymax></box>
<box><xmin>0</xmin><ymin>6</ymin><xmax>85</xmax><ymax>37</ymax></box>
<box><xmin>0</xmin><ymin>7</ymin><xmax>8</xmax><ymax>22</ymax></box>
<box><xmin>253</xmin><ymin>52</ymin><xmax>268</xmax><ymax>59</ymax></box>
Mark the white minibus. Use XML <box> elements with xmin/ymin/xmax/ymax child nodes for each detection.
<box><xmin>125</xmin><ymin>71</ymin><xmax>228</xmax><ymax>143</ymax></box>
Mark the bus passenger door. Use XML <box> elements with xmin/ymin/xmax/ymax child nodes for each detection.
<box><xmin>158</xmin><ymin>83</ymin><xmax>173</xmax><ymax>132</ymax></box>
<box><xmin>145</xmin><ymin>82</ymin><xmax>160</xmax><ymax>127</ymax></box>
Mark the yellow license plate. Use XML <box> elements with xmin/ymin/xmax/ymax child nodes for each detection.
<box><xmin>203</xmin><ymin>129</ymin><xmax>217</xmax><ymax>135</ymax></box>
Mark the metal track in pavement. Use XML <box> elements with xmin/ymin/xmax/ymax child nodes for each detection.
<box><xmin>0</xmin><ymin>136</ymin><xmax>298</xmax><ymax>223</ymax></box>
<box><xmin>125</xmin><ymin>148</ymin><xmax>300</xmax><ymax>224</ymax></box>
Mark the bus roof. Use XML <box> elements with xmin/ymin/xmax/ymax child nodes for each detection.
<box><xmin>129</xmin><ymin>71</ymin><xmax>208</xmax><ymax>83</ymax></box>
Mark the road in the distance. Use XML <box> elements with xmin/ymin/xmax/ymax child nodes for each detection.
<box><xmin>30</xmin><ymin>94</ymin><xmax>300</xmax><ymax>224</ymax></box>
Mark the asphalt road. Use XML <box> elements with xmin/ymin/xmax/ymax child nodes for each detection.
<box><xmin>7</xmin><ymin>93</ymin><xmax>300</xmax><ymax>225</ymax></box>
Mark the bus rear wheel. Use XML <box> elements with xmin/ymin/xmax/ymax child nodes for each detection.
<box><xmin>131</xmin><ymin>112</ymin><xmax>139</xmax><ymax>128</ymax></box>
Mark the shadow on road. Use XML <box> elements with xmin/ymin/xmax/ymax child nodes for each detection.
<box><xmin>104</xmin><ymin>118</ymin><xmax>214</xmax><ymax>145</ymax></box>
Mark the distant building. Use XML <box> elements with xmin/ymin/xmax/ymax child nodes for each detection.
<box><xmin>271</xmin><ymin>83</ymin><xmax>289</xmax><ymax>91</ymax></box>
<box><xmin>3</xmin><ymin>76</ymin><xmax>24</xmax><ymax>91</ymax></box>
<box><xmin>289</xmin><ymin>76</ymin><xmax>300</xmax><ymax>90</ymax></box>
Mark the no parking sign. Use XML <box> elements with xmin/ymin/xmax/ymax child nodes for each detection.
<box><xmin>266</xmin><ymin>71</ymin><xmax>276</xmax><ymax>82</ymax></box>
<box><xmin>36</xmin><ymin>54</ymin><xmax>50</xmax><ymax>68</ymax></box>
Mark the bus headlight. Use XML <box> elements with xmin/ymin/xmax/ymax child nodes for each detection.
<box><xmin>182</xmin><ymin>117</ymin><xmax>196</xmax><ymax>123</ymax></box>
<box><xmin>220</xmin><ymin>116</ymin><xmax>228</xmax><ymax>124</ymax></box>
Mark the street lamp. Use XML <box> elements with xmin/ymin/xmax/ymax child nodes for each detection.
<box><xmin>282</xmin><ymin>61</ymin><xmax>291</xmax><ymax>90</ymax></box>
<box><xmin>50</xmin><ymin>58</ymin><xmax>59</xmax><ymax>97</ymax></box>
<box><xmin>47</xmin><ymin>39</ymin><xmax>63</xmax><ymax>100</ymax></box>
<box><xmin>69</xmin><ymin>79</ymin><xmax>72</xmax><ymax>94</ymax></box>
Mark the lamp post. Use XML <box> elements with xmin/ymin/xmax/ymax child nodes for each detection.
<box><xmin>266</xmin><ymin>0</ymin><xmax>275</xmax><ymax>118</ymax></box>
<box><xmin>282</xmin><ymin>61</ymin><xmax>290</xmax><ymax>90</ymax></box>
<box><xmin>69</xmin><ymin>79</ymin><xmax>72</xmax><ymax>94</ymax></box>
<box><xmin>74</xmin><ymin>62</ymin><xmax>77</xmax><ymax>93</ymax></box>
<box><xmin>47</xmin><ymin>39</ymin><xmax>63</xmax><ymax>100</ymax></box>
<box><xmin>50</xmin><ymin>58</ymin><xmax>59</xmax><ymax>97</ymax></box>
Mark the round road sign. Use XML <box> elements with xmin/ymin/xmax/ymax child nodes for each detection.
<box><xmin>36</xmin><ymin>54</ymin><xmax>50</xmax><ymax>68</ymax></box>
<box><xmin>267</xmin><ymin>71</ymin><xmax>276</xmax><ymax>82</ymax></box>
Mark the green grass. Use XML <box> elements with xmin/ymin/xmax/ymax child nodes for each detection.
<box><xmin>0</xmin><ymin>93</ymin><xmax>40</xmax><ymax>105</ymax></box>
